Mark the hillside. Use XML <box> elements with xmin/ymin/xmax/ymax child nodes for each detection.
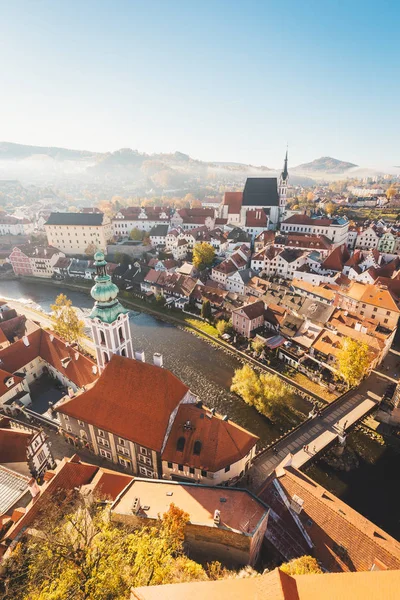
<box><xmin>293</xmin><ymin>156</ymin><xmax>358</xmax><ymax>174</ymax></box>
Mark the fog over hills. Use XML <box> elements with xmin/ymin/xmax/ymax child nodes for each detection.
<box><xmin>0</xmin><ymin>143</ymin><xmax>397</xmax><ymax>193</ymax></box>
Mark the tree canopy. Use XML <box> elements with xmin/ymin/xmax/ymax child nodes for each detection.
<box><xmin>336</xmin><ymin>337</ymin><xmax>370</xmax><ymax>388</ymax></box>
<box><xmin>231</xmin><ymin>364</ymin><xmax>293</xmax><ymax>421</ymax></box>
<box><xmin>201</xmin><ymin>299</ymin><xmax>212</xmax><ymax>322</ymax></box>
<box><xmin>130</xmin><ymin>228</ymin><xmax>145</xmax><ymax>241</ymax></box>
<box><xmin>216</xmin><ymin>319</ymin><xmax>232</xmax><ymax>337</ymax></box>
<box><xmin>280</xmin><ymin>555</ymin><xmax>322</xmax><ymax>576</ymax></box>
<box><xmin>192</xmin><ymin>242</ymin><xmax>215</xmax><ymax>270</ymax></box>
<box><xmin>0</xmin><ymin>496</ymin><xmax>215</xmax><ymax>600</ymax></box>
<box><xmin>50</xmin><ymin>294</ymin><xmax>85</xmax><ymax>345</ymax></box>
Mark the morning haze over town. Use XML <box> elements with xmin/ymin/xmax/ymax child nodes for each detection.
<box><xmin>0</xmin><ymin>1</ymin><xmax>399</xmax><ymax>598</ymax></box>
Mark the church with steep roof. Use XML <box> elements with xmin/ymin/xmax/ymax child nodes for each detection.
<box><xmin>221</xmin><ymin>150</ymin><xmax>289</xmax><ymax>229</ymax></box>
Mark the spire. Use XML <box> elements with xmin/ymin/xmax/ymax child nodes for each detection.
<box><xmin>281</xmin><ymin>148</ymin><xmax>289</xmax><ymax>182</ymax></box>
<box><xmin>89</xmin><ymin>250</ymin><xmax>128</xmax><ymax>324</ymax></box>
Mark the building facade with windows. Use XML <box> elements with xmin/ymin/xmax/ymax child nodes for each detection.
<box><xmin>45</xmin><ymin>212</ymin><xmax>112</xmax><ymax>255</ymax></box>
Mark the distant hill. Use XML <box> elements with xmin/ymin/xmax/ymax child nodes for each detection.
<box><xmin>0</xmin><ymin>141</ymin><xmax>98</xmax><ymax>161</ymax></box>
<box><xmin>293</xmin><ymin>156</ymin><xmax>358</xmax><ymax>174</ymax></box>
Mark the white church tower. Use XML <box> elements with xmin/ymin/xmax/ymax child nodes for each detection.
<box><xmin>88</xmin><ymin>251</ymin><xmax>133</xmax><ymax>372</ymax></box>
<box><xmin>278</xmin><ymin>149</ymin><xmax>289</xmax><ymax>220</ymax></box>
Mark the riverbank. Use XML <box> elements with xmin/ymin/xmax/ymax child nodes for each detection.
<box><xmin>18</xmin><ymin>276</ymin><xmax>336</xmax><ymax>403</ymax></box>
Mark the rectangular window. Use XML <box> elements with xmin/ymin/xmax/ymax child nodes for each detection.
<box><xmin>139</xmin><ymin>447</ymin><xmax>148</xmax><ymax>456</ymax></box>
<box><xmin>119</xmin><ymin>457</ymin><xmax>130</xmax><ymax>468</ymax></box>
<box><xmin>387</xmin><ymin>311</ymin><xmax>391</xmax><ymax>316</ymax></box>
<box><xmin>117</xmin><ymin>445</ymin><xmax>129</xmax><ymax>456</ymax></box>
<box><xmin>167</xmin><ymin>462</ymin><xmax>173</xmax><ymax>469</ymax></box>
<box><xmin>201</xmin><ymin>470</ymin><xmax>207</xmax><ymax>477</ymax></box>
<box><xmin>99</xmin><ymin>449</ymin><xmax>112</xmax><ymax>460</ymax></box>
<box><xmin>37</xmin><ymin>450</ymin><xmax>46</xmax><ymax>464</ymax></box>
<box><xmin>139</xmin><ymin>466</ymin><xmax>153</xmax><ymax>477</ymax></box>
<box><xmin>64</xmin><ymin>415</ymin><xmax>69</xmax><ymax>421</ymax></box>
<box><xmin>225</xmin><ymin>465</ymin><xmax>230</xmax><ymax>473</ymax></box>
<box><xmin>138</xmin><ymin>454</ymin><xmax>151</xmax><ymax>466</ymax></box>
<box><xmin>98</xmin><ymin>429</ymin><xmax>105</xmax><ymax>437</ymax></box>
<box><xmin>66</xmin><ymin>425</ymin><xmax>72</xmax><ymax>432</ymax></box>
<box><xmin>189</xmin><ymin>467</ymin><xmax>195</xmax><ymax>474</ymax></box>
<box><xmin>118</xmin><ymin>438</ymin><xmax>125</xmax><ymax>446</ymax></box>
<box><xmin>178</xmin><ymin>464</ymin><xmax>184</xmax><ymax>471</ymax></box>
<box><xmin>98</xmin><ymin>437</ymin><xmax>110</xmax><ymax>448</ymax></box>
<box><xmin>77</xmin><ymin>420</ymin><xmax>84</xmax><ymax>427</ymax></box>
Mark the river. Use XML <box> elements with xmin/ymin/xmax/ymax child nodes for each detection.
<box><xmin>1</xmin><ymin>279</ymin><xmax>399</xmax><ymax>540</ymax></box>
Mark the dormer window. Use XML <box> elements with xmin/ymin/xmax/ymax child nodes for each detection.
<box><xmin>177</xmin><ymin>437</ymin><xmax>185</xmax><ymax>452</ymax></box>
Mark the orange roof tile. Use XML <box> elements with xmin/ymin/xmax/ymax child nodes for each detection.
<box><xmin>57</xmin><ymin>355</ymin><xmax>188</xmax><ymax>451</ymax></box>
<box><xmin>162</xmin><ymin>403</ymin><xmax>257</xmax><ymax>472</ymax></box>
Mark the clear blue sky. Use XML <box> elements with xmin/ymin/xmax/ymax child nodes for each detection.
<box><xmin>0</xmin><ymin>0</ymin><xmax>399</xmax><ymax>168</ymax></box>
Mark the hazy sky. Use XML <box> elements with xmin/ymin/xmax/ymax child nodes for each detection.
<box><xmin>1</xmin><ymin>0</ymin><xmax>399</xmax><ymax>168</ymax></box>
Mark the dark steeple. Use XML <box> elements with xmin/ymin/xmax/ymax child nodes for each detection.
<box><xmin>281</xmin><ymin>149</ymin><xmax>289</xmax><ymax>182</ymax></box>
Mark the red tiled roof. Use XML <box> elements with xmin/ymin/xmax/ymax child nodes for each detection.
<box><xmin>233</xmin><ymin>300</ymin><xmax>265</xmax><ymax>320</ymax></box>
<box><xmin>0</xmin><ymin>428</ymin><xmax>32</xmax><ymax>463</ymax></box>
<box><xmin>245</xmin><ymin>210</ymin><xmax>268</xmax><ymax>227</ymax></box>
<box><xmin>223</xmin><ymin>192</ymin><xmax>243</xmax><ymax>215</ymax></box>
<box><xmin>213</xmin><ymin>259</ymin><xmax>237</xmax><ymax>275</ymax></box>
<box><xmin>0</xmin><ymin>328</ymin><xmax>97</xmax><ymax>389</ymax></box>
<box><xmin>283</xmin><ymin>214</ymin><xmax>333</xmax><ymax>226</ymax></box>
<box><xmin>260</xmin><ymin>466</ymin><xmax>400</xmax><ymax>573</ymax></box>
<box><xmin>321</xmin><ymin>244</ymin><xmax>350</xmax><ymax>271</ymax></box>
<box><xmin>0</xmin><ymin>369</ymin><xmax>23</xmax><ymax>396</ymax></box>
<box><xmin>161</xmin><ymin>403</ymin><xmax>258</xmax><ymax>472</ymax></box>
<box><xmin>57</xmin><ymin>355</ymin><xmax>189</xmax><ymax>451</ymax></box>
<box><xmin>5</xmin><ymin>455</ymin><xmax>98</xmax><ymax>540</ymax></box>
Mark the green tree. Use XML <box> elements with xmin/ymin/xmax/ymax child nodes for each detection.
<box><xmin>0</xmin><ymin>498</ymin><xmax>208</xmax><ymax>600</ymax></box>
<box><xmin>280</xmin><ymin>555</ymin><xmax>322</xmax><ymax>576</ymax></box>
<box><xmin>231</xmin><ymin>365</ymin><xmax>292</xmax><ymax>421</ymax></box>
<box><xmin>85</xmin><ymin>242</ymin><xmax>96</xmax><ymax>257</ymax></box>
<box><xmin>216</xmin><ymin>319</ymin><xmax>232</xmax><ymax>337</ymax></box>
<box><xmin>193</xmin><ymin>242</ymin><xmax>215</xmax><ymax>270</ymax></box>
<box><xmin>130</xmin><ymin>228</ymin><xmax>145</xmax><ymax>241</ymax></box>
<box><xmin>336</xmin><ymin>337</ymin><xmax>370</xmax><ymax>388</ymax></box>
<box><xmin>325</xmin><ymin>201</ymin><xmax>336</xmax><ymax>216</ymax></box>
<box><xmin>251</xmin><ymin>338</ymin><xmax>264</xmax><ymax>355</ymax></box>
<box><xmin>201</xmin><ymin>299</ymin><xmax>212</xmax><ymax>322</ymax></box>
<box><xmin>50</xmin><ymin>294</ymin><xmax>85</xmax><ymax>345</ymax></box>
<box><xmin>155</xmin><ymin>294</ymin><xmax>166</xmax><ymax>306</ymax></box>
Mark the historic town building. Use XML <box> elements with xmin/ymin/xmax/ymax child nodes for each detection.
<box><xmin>56</xmin><ymin>254</ymin><xmax>258</xmax><ymax>483</ymax></box>
<box><xmin>45</xmin><ymin>212</ymin><xmax>112</xmax><ymax>255</ymax></box>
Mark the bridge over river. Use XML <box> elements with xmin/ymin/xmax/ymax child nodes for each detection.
<box><xmin>247</xmin><ymin>378</ymin><xmax>382</xmax><ymax>493</ymax></box>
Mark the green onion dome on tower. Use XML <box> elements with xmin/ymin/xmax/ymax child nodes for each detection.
<box><xmin>89</xmin><ymin>251</ymin><xmax>129</xmax><ymax>324</ymax></box>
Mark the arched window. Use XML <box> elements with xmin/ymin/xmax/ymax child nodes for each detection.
<box><xmin>103</xmin><ymin>352</ymin><xmax>109</xmax><ymax>364</ymax></box>
<box><xmin>193</xmin><ymin>441</ymin><xmax>202</xmax><ymax>456</ymax></box>
<box><xmin>176</xmin><ymin>437</ymin><xmax>185</xmax><ymax>452</ymax></box>
<box><xmin>100</xmin><ymin>330</ymin><xmax>106</xmax><ymax>345</ymax></box>
<box><xmin>119</xmin><ymin>326</ymin><xmax>124</xmax><ymax>342</ymax></box>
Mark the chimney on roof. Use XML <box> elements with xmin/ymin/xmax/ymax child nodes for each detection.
<box><xmin>132</xmin><ymin>497</ymin><xmax>141</xmax><ymax>514</ymax></box>
<box><xmin>68</xmin><ymin>387</ymin><xmax>74</xmax><ymax>398</ymax></box>
<box><xmin>22</xmin><ymin>336</ymin><xmax>29</xmax><ymax>346</ymax></box>
<box><xmin>153</xmin><ymin>353</ymin><xmax>163</xmax><ymax>368</ymax></box>
<box><xmin>134</xmin><ymin>350</ymin><xmax>145</xmax><ymax>362</ymax></box>
<box><xmin>74</xmin><ymin>352</ymin><xmax>79</xmax><ymax>361</ymax></box>
<box><xmin>49</xmin><ymin>334</ymin><xmax>54</xmax><ymax>342</ymax></box>
<box><xmin>214</xmin><ymin>509</ymin><xmax>221</xmax><ymax>525</ymax></box>
<box><xmin>92</xmin><ymin>365</ymin><xmax>98</xmax><ymax>375</ymax></box>
<box><xmin>28</xmin><ymin>478</ymin><xmax>40</xmax><ymax>498</ymax></box>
